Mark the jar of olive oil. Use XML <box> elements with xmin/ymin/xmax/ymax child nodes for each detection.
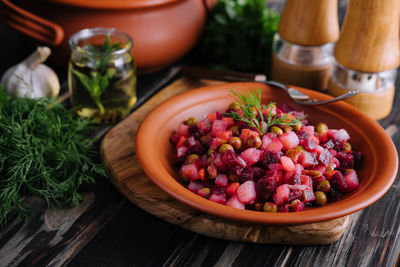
<box><xmin>68</xmin><ymin>28</ymin><xmax>137</xmax><ymax>123</ymax></box>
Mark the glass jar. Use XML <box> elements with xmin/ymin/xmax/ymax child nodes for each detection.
<box><xmin>68</xmin><ymin>28</ymin><xmax>137</xmax><ymax>123</ymax></box>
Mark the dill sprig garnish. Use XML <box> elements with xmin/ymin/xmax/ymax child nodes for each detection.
<box><xmin>0</xmin><ymin>85</ymin><xmax>106</xmax><ymax>227</ymax></box>
<box><xmin>226</xmin><ymin>89</ymin><xmax>306</xmax><ymax>136</ymax></box>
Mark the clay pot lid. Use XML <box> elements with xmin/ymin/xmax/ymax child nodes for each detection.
<box><xmin>45</xmin><ymin>0</ymin><xmax>181</xmax><ymax>9</ymax></box>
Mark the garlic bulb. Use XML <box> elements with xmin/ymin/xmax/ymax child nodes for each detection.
<box><xmin>1</xmin><ymin>46</ymin><xmax>60</xmax><ymax>98</ymax></box>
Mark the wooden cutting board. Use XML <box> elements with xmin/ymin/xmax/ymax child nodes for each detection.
<box><xmin>101</xmin><ymin>77</ymin><xmax>351</xmax><ymax>245</ymax></box>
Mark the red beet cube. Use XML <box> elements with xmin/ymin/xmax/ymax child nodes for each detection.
<box><xmin>226</xmin><ymin>195</ymin><xmax>245</xmax><ymax>209</ymax></box>
<box><xmin>240</xmin><ymin>148</ymin><xmax>262</xmax><ymax>166</ymax></box>
<box><xmin>278</xmin><ymin>131</ymin><xmax>300</xmax><ymax>150</ymax></box>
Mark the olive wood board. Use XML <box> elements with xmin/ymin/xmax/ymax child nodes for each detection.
<box><xmin>101</xmin><ymin>77</ymin><xmax>351</xmax><ymax>245</ymax></box>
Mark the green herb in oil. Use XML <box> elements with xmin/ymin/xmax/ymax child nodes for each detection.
<box><xmin>71</xmin><ymin>33</ymin><xmax>123</xmax><ymax>114</ymax></box>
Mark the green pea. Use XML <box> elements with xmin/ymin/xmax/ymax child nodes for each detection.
<box><xmin>263</xmin><ymin>202</ymin><xmax>278</xmax><ymax>212</ymax></box>
<box><xmin>270</xmin><ymin>126</ymin><xmax>283</xmax><ymax>135</ymax></box>
<box><xmin>185</xmin><ymin>117</ymin><xmax>197</xmax><ymax>126</ymax></box>
<box><xmin>314</xmin><ymin>191</ymin><xmax>327</xmax><ymax>206</ymax></box>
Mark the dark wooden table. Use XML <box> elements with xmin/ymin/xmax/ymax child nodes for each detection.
<box><xmin>1</xmin><ymin>1</ymin><xmax>400</xmax><ymax>266</ymax></box>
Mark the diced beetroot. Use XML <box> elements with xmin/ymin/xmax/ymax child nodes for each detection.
<box><xmin>239</xmin><ymin>166</ymin><xmax>265</xmax><ymax>183</ymax></box>
<box><xmin>176</xmin><ymin>135</ymin><xmax>187</xmax><ymax>148</ymax></box>
<box><xmin>268</xmin><ymin>163</ymin><xmax>283</xmax><ymax>171</ymax></box>
<box><xmin>181</xmin><ymin>163</ymin><xmax>200</xmax><ymax>180</ymax></box>
<box><xmin>302</xmin><ymin>125</ymin><xmax>315</xmax><ymax>135</ymax></box>
<box><xmin>240</xmin><ymin>128</ymin><xmax>251</xmax><ymax>145</ymax></box>
<box><xmin>178</xmin><ymin>123</ymin><xmax>190</xmax><ymax>137</ymax></box>
<box><xmin>275</xmin><ymin>170</ymin><xmax>284</xmax><ymax>185</ymax></box>
<box><xmin>195</xmin><ymin>155</ymin><xmax>209</xmax><ymax>169</ymax></box>
<box><xmin>212</xmin><ymin>120</ymin><xmax>228</xmax><ymax>137</ymax></box>
<box><xmin>226</xmin><ymin>182</ymin><xmax>240</xmax><ymax>196</ymax></box>
<box><xmin>240</xmin><ymin>148</ymin><xmax>262</xmax><ymax>166</ymax></box>
<box><xmin>262</xmin><ymin>151</ymin><xmax>282</xmax><ymax>167</ymax></box>
<box><xmin>197</xmin><ymin>118</ymin><xmax>212</xmax><ymax>134</ymax></box>
<box><xmin>280</xmin><ymin>156</ymin><xmax>295</xmax><ymax>172</ymax></box>
<box><xmin>287</xmin><ymin>184</ymin><xmax>309</xmax><ymax>191</ymax></box>
<box><xmin>289</xmin><ymin>201</ymin><xmax>305</xmax><ymax>212</ymax></box>
<box><xmin>283</xmin><ymin>163</ymin><xmax>302</xmax><ymax>184</ymax></box>
<box><xmin>331</xmin><ymin>157</ymin><xmax>340</xmax><ymax>169</ymax></box>
<box><xmin>327</xmin><ymin>187</ymin><xmax>342</xmax><ymax>202</ymax></box>
<box><xmin>209</xmin><ymin>193</ymin><xmax>226</xmax><ymax>204</ymax></box>
<box><xmin>278</xmin><ymin>131</ymin><xmax>299</xmax><ymax>150</ymax></box>
<box><xmin>322</xmin><ymin>139</ymin><xmax>345</xmax><ymax>151</ymax></box>
<box><xmin>287</xmin><ymin>190</ymin><xmax>303</xmax><ymax>202</ymax></box>
<box><xmin>262</xmin><ymin>134</ymin><xmax>284</xmax><ymax>152</ymax></box>
<box><xmin>314</xmin><ymin>145</ymin><xmax>324</xmax><ymax>155</ymax></box>
<box><xmin>185</xmin><ymin>136</ymin><xmax>197</xmax><ymax>147</ymax></box>
<box><xmin>318</xmin><ymin>149</ymin><xmax>333</xmax><ymax>166</ymax></box>
<box><xmin>302</xmin><ymin>189</ymin><xmax>315</xmax><ymax>203</ymax></box>
<box><xmin>215</xmin><ymin>130</ymin><xmax>233</xmax><ymax>141</ymax></box>
<box><xmin>188</xmin><ymin>125</ymin><xmax>201</xmax><ymax>140</ymax></box>
<box><xmin>273</xmin><ymin>184</ymin><xmax>290</xmax><ymax>205</ymax></box>
<box><xmin>298</xmin><ymin>151</ymin><xmax>318</xmax><ymax>167</ymax></box>
<box><xmin>210</xmin><ymin>138</ymin><xmax>225</xmax><ymax>150</ymax></box>
<box><xmin>344</xmin><ymin>170</ymin><xmax>359</xmax><ymax>192</ymax></box>
<box><xmin>255</xmin><ymin>173</ymin><xmax>277</xmax><ymax>201</ymax></box>
<box><xmin>187</xmin><ymin>181</ymin><xmax>204</xmax><ymax>193</ymax></box>
<box><xmin>226</xmin><ymin>195</ymin><xmax>245</xmax><ymax>210</ymax></box>
<box><xmin>170</xmin><ymin>131</ymin><xmax>180</xmax><ymax>144</ymax></box>
<box><xmin>302</xmin><ymin>135</ymin><xmax>320</xmax><ymax>151</ymax></box>
<box><xmin>329</xmin><ymin>149</ymin><xmax>337</xmax><ymax>157</ymax></box>
<box><xmin>335</xmin><ymin>152</ymin><xmax>353</xmax><ymax>171</ymax></box>
<box><xmin>215</xmin><ymin>174</ymin><xmax>228</xmax><ymax>187</ymax></box>
<box><xmin>330</xmin><ymin>171</ymin><xmax>348</xmax><ymax>192</ymax></box>
<box><xmin>316</xmin><ymin>132</ymin><xmax>328</xmax><ymax>143</ymax></box>
<box><xmin>300</xmin><ymin>175</ymin><xmax>313</xmax><ymax>190</ymax></box>
<box><xmin>221</xmin><ymin>117</ymin><xmax>235</xmax><ymax>128</ymax></box>
<box><xmin>177</xmin><ymin>146</ymin><xmax>189</xmax><ymax>157</ymax></box>
<box><xmin>313</xmin><ymin>165</ymin><xmax>326</xmax><ymax>174</ymax></box>
<box><xmin>278</xmin><ymin>204</ymin><xmax>290</xmax><ymax>212</ymax></box>
<box><xmin>206</xmin><ymin>112</ymin><xmax>218</xmax><ymax>123</ymax></box>
<box><xmin>328</xmin><ymin>129</ymin><xmax>350</xmax><ymax>142</ymax></box>
<box><xmin>262</xmin><ymin>105</ymin><xmax>277</xmax><ymax>118</ymax></box>
<box><xmin>223</xmin><ymin>150</ymin><xmax>247</xmax><ymax>168</ymax></box>
<box><xmin>185</xmin><ymin>142</ymin><xmax>206</xmax><ymax>157</ymax></box>
<box><xmin>213</xmin><ymin>153</ymin><xmax>227</xmax><ymax>172</ymax></box>
<box><xmin>237</xmin><ymin>181</ymin><xmax>257</xmax><ymax>204</ymax></box>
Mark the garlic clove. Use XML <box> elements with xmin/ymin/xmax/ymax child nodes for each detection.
<box><xmin>1</xmin><ymin>46</ymin><xmax>60</xmax><ymax>99</ymax></box>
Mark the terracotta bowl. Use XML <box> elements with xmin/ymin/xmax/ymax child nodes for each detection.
<box><xmin>135</xmin><ymin>82</ymin><xmax>398</xmax><ymax>225</ymax></box>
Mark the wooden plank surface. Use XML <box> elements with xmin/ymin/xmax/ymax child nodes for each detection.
<box><xmin>101</xmin><ymin>77</ymin><xmax>351</xmax><ymax>245</ymax></box>
<box><xmin>1</xmin><ymin>0</ymin><xmax>400</xmax><ymax>266</ymax></box>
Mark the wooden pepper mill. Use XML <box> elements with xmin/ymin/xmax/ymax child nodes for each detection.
<box><xmin>328</xmin><ymin>0</ymin><xmax>400</xmax><ymax>120</ymax></box>
<box><xmin>271</xmin><ymin>0</ymin><xmax>339</xmax><ymax>91</ymax></box>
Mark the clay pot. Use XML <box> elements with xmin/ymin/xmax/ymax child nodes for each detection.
<box><xmin>0</xmin><ymin>0</ymin><xmax>216</xmax><ymax>73</ymax></box>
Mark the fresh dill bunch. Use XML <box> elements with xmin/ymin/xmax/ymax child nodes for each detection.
<box><xmin>226</xmin><ymin>89</ymin><xmax>306</xmax><ymax>136</ymax></box>
<box><xmin>0</xmin><ymin>85</ymin><xmax>106</xmax><ymax>227</ymax></box>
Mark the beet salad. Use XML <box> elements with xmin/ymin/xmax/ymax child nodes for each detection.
<box><xmin>170</xmin><ymin>89</ymin><xmax>362</xmax><ymax>213</ymax></box>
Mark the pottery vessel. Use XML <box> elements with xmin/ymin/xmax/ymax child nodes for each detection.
<box><xmin>0</xmin><ymin>0</ymin><xmax>216</xmax><ymax>73</ymax></box>
<box><xmin>135</xmin><ymin>82</ymin><xmax>398</xmax><ymax>225</ymax></box>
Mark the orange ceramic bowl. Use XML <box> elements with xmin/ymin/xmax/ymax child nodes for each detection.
<box><xmin>135</xmin><ymin>82</ymin><xmax>398</xmax><ymax>225</ymax></box>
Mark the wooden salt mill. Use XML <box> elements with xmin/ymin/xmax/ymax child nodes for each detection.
<box><xmin>328</xmin><ymin>0</ymin><xmax>400</xmax><ymax>120</ymax></box>
<box><xmin>271</xmin><ymin>0</ymin><xmax>339</xmax><ymax>91</ymax></box>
